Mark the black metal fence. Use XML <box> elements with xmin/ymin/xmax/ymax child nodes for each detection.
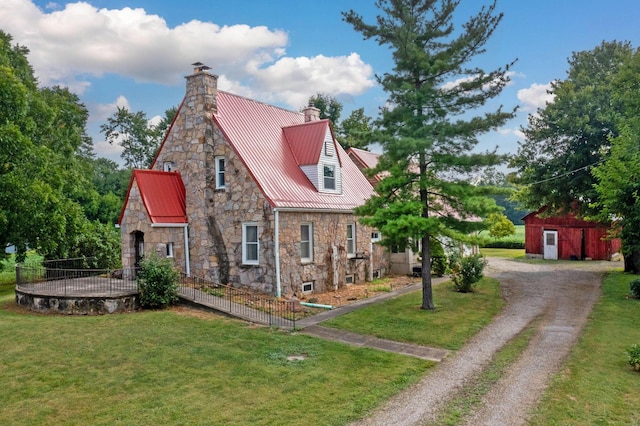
<box><xmin>178</xmin><ymin>274</ymin><xmax>304</xmax><ymax>328</ymax></box>
<box><xmin>15</xmin><ymin>263</ymin><xmax>139</xmax><ymax>296</ymax></box>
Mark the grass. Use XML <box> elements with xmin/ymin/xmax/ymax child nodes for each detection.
<box><xmin>323</xmin><ymin>277</ymin><xmax>504</xmax><ymax>350</ymax></box>
<box><xmin>0</xmin><ymin>293</ymin><xmax>433</xmax><ymax>425</ymax></box>
<box><xmin>529</xmin><ymin>271</ymin><xmax>640</xmax><ymax>425</ymax></box>
<box><xmin>480</xmin><ymin>247</ymin><xmax>525</xmax><ymax>258</ymax></box>
<box><xmin>0</xmin><ymin>252</ymin><xmax>42</xmax><ymax>285</ymax></box>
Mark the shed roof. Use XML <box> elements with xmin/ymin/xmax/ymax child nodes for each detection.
<box><xmin>212</xmin><ymin>91</ymin><xmax>375</xmax><ymax>210</ymax></box>
<box><xmin>118</xmin><ymin>170</ymin><xmax>187</xmax><ymax>224</ymax></box>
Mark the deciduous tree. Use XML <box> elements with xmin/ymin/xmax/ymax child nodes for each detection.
<box><xmin>592</xmin><ymin>49</ymin><xmax>640</xmax><ymax>273</ymax></box>
<box><xmin>344</xmin><ymin>0</ymin><xmax>516</xmax><ymax>309</ymax></box>
<box><xmin>511</xmin><ymin>41</ymin><xmax>633</xmax><ymax>217</ymax></box>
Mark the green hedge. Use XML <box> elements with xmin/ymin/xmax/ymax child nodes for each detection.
<box><xmin>481</xmin><ymin>240</ymin><xmax>524</xmax><ymax>249</ymax></box>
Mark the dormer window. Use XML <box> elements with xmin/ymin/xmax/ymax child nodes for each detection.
<box><xmin>323</xmin><ymin>165</ymin><xmax>335</xmax><ymax>190</ymax></box>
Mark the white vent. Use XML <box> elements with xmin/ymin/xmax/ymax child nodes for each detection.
<box><xmin>302</xmin><ymin>282</ymin><xmax>313</xmax><ymax>294</ymax></box>
<box><xmin>345</xmin><ymin>274</ymin><xmax>355</xmax><ymax>285</ymax></box>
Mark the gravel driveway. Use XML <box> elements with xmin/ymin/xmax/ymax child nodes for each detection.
<box><xmin>353</xmin><ymin>257</ymin><xmax>619</xmax><ymax>426</ymax></box>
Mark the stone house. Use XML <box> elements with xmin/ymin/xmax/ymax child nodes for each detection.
<box><xmin>118</xmin><ymin>64</ymin><xmax>389</xmax><ymax>297</ymax></box>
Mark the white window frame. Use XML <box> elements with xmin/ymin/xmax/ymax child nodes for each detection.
<box><xmin>345</xmin><ymin>274</ymin><xmax>354</xmax><ymax>285</ymax></box>
<box><xmin>215</xmin><ymin>156</ymin><xmax>226</xmax><ymax>189</ymax></box>
<box><xmin>371</xmin><ymin>231</ymin><xmax>381</xmax><ymax>242</ymax></box>
<box><xmin>163</xmin><ymin>161</ymin><xmax>175</xmax><ymax>172</ymax></box>
<box><xmin>242</xmin><ymin>223</ymin><xmax>259</xmax><ymax>265</ymax></box>
<box><xmin>301</xmin><ymin>281</ymin><xmax>314</xmax><ymax>294</ymax></box>
<box><xmin>347</xmin><ymin>223</ymin><xmax>356</xmax><ymax>257</ymax></box>
<box><xmin>300</xmin><ymin>223</ymin><xmax>313</xmax><ymax>262</ymax></box>
<box><xmin>166</xmin><ymin>242</ymin><xmax>174</xmax><ymax>258</ymax></box>
<box><xmin>323</xmin><ymin>164</ymin><xmax>335</xmax><ymax>190</ymax></box>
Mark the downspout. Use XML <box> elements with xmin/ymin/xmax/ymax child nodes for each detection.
<box><xmin>183</xmin><ymin>224</ymin><xmax>190</xmax><ymax>277</ymax></box>
<box><xmin>369</xmin><ymin>240</ymin><xmax>374</xmax><ymax>281</ymax></box>
<box><xmin>274</xmin><ymin>208</ymin><xmax>282</xmax><ymax>298</ymax></box>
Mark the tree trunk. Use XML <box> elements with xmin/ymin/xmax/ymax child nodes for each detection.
<box><xmin>624</xmin><ymin>248</ymin><xmax>640</xmax><ymax>274</ymax></box>
<box><xmin>421</xmin><ymin>233</ymin><xmax>435</xmax><ymax>309</ymax></box>
<box><xmin>420</xmin><ymin>155</ymin><xmax>435</xmax><ymax>310</ymax></box>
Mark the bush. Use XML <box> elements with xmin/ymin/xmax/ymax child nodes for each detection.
<box><xmin>449</xmin><ymin>253</ymin><xmax>488</xmax><ymax>293</ymax></box>
<box><xmin>627</xmin><ymin>344</ymin><xmax>640</xmax><ymax>371</ymax></box>
<box><xmin>137</xmin><ymin>254</ymin><xmax>180</xmax><ymax>309</ymax></box>
<box><xmin>630</xmin><ymin>279</ymin><xmax>640</xmax><ymax>299</ymax></box>
<box><xmin>481</xmin><ymin>240</ymin><xmax>524</xmax><ymax>249</ymax></box>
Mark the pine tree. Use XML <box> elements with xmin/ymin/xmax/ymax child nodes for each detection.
<box><xmin>344</xmin><ymin>0</ymin><xmax>516</xmax><ymax>309</ymax></box>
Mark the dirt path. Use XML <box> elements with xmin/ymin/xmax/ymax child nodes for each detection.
<box><xmin>353</xmin><ymin>258</ymin><xmax>619</xmax><ymax>426</ymax></box>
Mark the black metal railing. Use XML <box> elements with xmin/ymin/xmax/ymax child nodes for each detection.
<box><xmin>15</xmin><ymin>264</ymin><xmax>139</xmax><ymax>296</ymax></box>
<box><xmin>178</xmin><ymin>274</ymin><xmax>305</xmax><ymax>328</ymax></box>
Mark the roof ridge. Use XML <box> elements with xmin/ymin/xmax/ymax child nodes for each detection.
<box><xmin>217</xmin><ymin>90</ymin><xmax>303</xmax><ymax>116</ymax></box>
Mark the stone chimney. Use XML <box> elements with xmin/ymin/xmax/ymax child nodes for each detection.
<box><xmin>186</xmin><ymin>62</ymin><xmax>218</xmax><ymax>113</ymax></box>
<box><xmin>303</xmin><ymin>103</ymin><xmax>321</xmax><ymax>122</ymax></box>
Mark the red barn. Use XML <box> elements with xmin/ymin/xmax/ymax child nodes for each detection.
<box><xmin>523</xmin><ymin>207</ymin><xmax>621</xmax><ymax>260</ymax></box>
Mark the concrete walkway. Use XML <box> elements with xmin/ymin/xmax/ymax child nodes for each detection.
<box><xmin>296</xmin><ymin>276</ymin><xmax>451</xmax><ymax>362</ymax></box>
<box><xmin>179</xmin><ymin>276</ymin><xmax>451</xmax><ymax>362</ymax></box>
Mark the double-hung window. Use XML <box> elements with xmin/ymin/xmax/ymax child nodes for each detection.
<box><xmin>300</xmin><ymin>223</ymin><xmax>313</xmax><ymax>262</ymax></box>
<box><xmin>346</xmin><ymin>223</ymin><xmax>356</xmax><ymax>257</ymax></box>
<box><xmin>215</xmin><ymin>156</ymin><xmax>226</xmax><ymax>189</ymax></box>
<box><xmin>242</xmin><ymin>223</ymin><xmax>259</xmax><ymax>264</ymax></box>
<box><xmin>323</xmin><ymin>165</ymin><xmax>335</xmax><ymax>190</ymax></box>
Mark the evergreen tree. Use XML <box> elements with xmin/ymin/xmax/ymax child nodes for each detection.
<box><xmin>344</xmin><ymin>0</ymin><xmax>516</xmax><ymax>309</ymax></box>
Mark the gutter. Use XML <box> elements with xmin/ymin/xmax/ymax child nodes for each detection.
<box><xmin>151</xmin><ymin>222</ymin><xmax>191</xmax><ymax>277</ymax></box>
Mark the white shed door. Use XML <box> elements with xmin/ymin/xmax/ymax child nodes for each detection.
<box><xmin>543</xmin><ymin>230</ymin><xmax>558</xmax><ymax>260</ymax></box>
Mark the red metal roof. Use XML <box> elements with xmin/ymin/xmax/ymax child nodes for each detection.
<box><xmin>284</xmin><ymin>120</ymin><xmax>330</xmax><ymax>166</ymax></box>
<box><xmin>118</xmin><ymin>170</ymin><xmax>187</xmax><ymax>224</ymax></box>
<box><xmin>347</xmin><ymin>147</ymin><xmax>379</xmax><ymax>169</ymax></box>
<box><xmin>212</xmin><ymin>91</ymin><xmax>375</xmax><ymax>210</ymax></box>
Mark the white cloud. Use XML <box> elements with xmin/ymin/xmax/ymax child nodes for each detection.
<box><xmin>517</xmin><ymin>82</ymin><xmax>555</xmax><ymax>112</ymax></box>
<box><xmin>90</xmin><ymin>95</ymin><xmax>130</xmax><ymax>123</ymax></box>
<box><xmin>0</xmin><ymin>0</ymin><xmax>375</xmax><ymax>107</ymax></box>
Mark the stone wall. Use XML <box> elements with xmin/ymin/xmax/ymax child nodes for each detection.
<box><xmin>119</xmin><ymin>182</ymin><xmax>186</xmax><ymax>271</ymax></box>
<box><xmin>277</xmin><ymin>211</ymin><xmax>390</xmax><ymax>296</ymax></box>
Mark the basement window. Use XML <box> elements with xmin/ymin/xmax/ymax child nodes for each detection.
<box><xmin>301</xmin><ymin>281</ymin><xmax>314</xmax><ymax>294</ymax></box>
<box><xmin>345</xmin><ymin>274</ymin><xmax>355</xmax><ymax>285</ymax></box>
<box><xmin>166</xmin><ymin>242</ymin><xmax>174</xmax><ymax>258</ymax></box>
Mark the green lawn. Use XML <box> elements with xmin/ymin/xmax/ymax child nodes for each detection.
<box><xmin>529</xmin><ymin>271</ymin><xmax>640</xmax><ymax>425</ymax></box>
<box><xmin>0</xmin><ymin>295</ymin><xmax>431</xmax><ymax>425</ymax></box>
<box><xmin>323</xmin><ymin>277</ymin><xmax>504</xmax><ymax>350</ymax></box>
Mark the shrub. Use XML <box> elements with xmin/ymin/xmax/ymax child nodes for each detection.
<box><xmin>449</xmin><ymin>253</ymin><xmax>488</xmax><ymax>293</ymax></box>
<box><xmin>482</xmin><ymin>240</ymin><xmax>525</xmax><ymax>249</ymax></box>
<box><xmin>137</xmin><ymin>254</ymin><xmax>180</xmax><ymax>309</ymax></box>
<box><xmin>627</xmin><ymin>344</ymin><xmax>640</xmax><ymax>371</ymax></box>
<box><xmin>630</xmin><ymin>279</ymin><xmax>640</xmax><ymax>299</ymax></box>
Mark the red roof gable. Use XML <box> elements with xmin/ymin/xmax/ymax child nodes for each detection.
<box><xmin>284</xmin><ymin>120</ymin><xmax>334</xmax><ymax>166</ymax></box>
<box><xmin>212</xmin><ymin>91</ymin><xmax>375</xmax><ymax>210</ymax></box>
<box><xmin>347</xmin><ymin>147</ymin><xmax>379</xmax><ymax>169</ymax></box>
<box><xmin>118</xmin><ymin>170</ymin><xmax>187</xmax><ymax>224</ymax></box>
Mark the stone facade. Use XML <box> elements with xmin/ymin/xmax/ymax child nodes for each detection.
<box><xmin>120</xmin><ymin>182</ymin><xmax>187</xmax><ymax>272</ymax></box>
<box><xmin>120</xmin><ymin>67</ymin><xmax>389</xmax><ymax>296</ymax></box>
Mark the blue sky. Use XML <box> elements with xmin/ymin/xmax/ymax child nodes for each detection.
<box><xmin>2</xmin><ymin>0</ymin><xmax>639</xmax><ymax>165</ymax></box>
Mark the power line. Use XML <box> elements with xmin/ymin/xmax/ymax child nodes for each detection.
<box><xmin>530</xmin><ymin>159</ymin><xmax>604</xmax><ymax>185</ymax></box>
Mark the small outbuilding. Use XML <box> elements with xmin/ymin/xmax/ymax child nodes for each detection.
<box><xmin>523</xmin><ymin>207</ymin><xmax>621</xmax><ymax>260</ymax></box>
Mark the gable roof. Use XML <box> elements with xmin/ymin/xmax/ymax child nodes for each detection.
<box><xmin>347</xmin><ymin>147</ymin><xmax>379</xmax><ymax>170</ymax></box>
<box><xmin>283</xmin><ymin>120</ymin><xmax>341</xmax><ymax>167</ymax></box>
<box><xmin>212</xmin><ymin>91</ymin><xmax>375</xmax><ymax>210</ymax></box>
<box><xmin>118</xmin><ymin>170</ymin><xmax>187</xmax><ymax>224</ymax></box>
